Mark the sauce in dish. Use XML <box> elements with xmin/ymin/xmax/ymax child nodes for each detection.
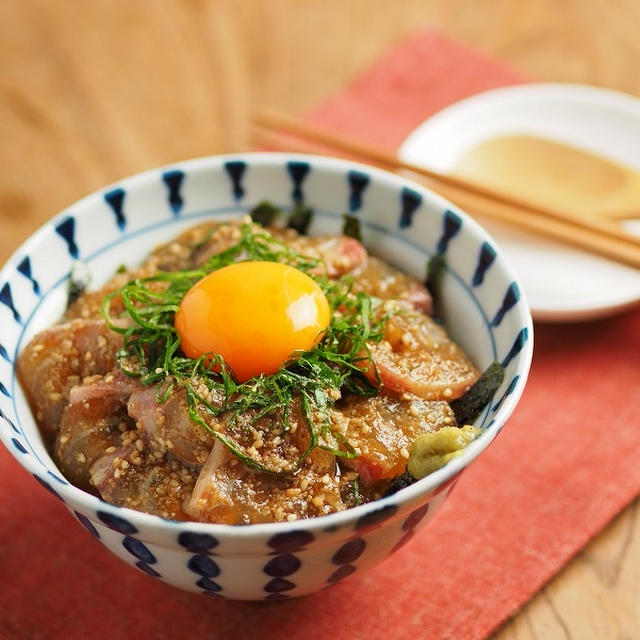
<box><xmin>452</xmin><ymin>134</ymin><xmax>640</xmax><ymax>219</ymax></box>
<box><xmin>18</xmin><ymin>212</ymin><xmax>502</xmax><ymax>524</ymax></box>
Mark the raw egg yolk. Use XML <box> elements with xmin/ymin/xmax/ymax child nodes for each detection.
<box><xmin>175</xmin><ymin>261</ymin><xmax>331</xmax><ymax>382</ymax></box>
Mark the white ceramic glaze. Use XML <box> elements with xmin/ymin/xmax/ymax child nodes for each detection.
<box><xmin>0</xmin><ymin>153</ymin><xmax>533</xmax><ymax>599</ymax></box>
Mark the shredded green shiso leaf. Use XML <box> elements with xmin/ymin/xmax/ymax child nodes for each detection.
<box><xmin>101</xmin><ymin>221</ymin><xmax>389</xmax><ymax>474</ymax></box>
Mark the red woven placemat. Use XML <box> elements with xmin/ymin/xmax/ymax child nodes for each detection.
<box><xmin>2</xmin><ymin>29</ymin><xmax>640</xmax><ymax>640</ymax></box>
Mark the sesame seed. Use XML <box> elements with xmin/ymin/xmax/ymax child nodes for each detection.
<box><xmin>105</xmin><ymin>446</ymin><xmax>116</xmax><ymax>454</ymax></box>
<box><xmin>287</xmin><ymin>514</ymin><xmax>298</xmax><ymax>522</ymax></box>
<box><xmin>400</xmin><ymin>447</ymin><xmax>410</xmax><ymax>459</ymax></box>
<box><xmin>321</xmin><ymin>474</ymin><xmax>331</xmax><ymax>485</ymax></box>
<box><xmin>76</xmin><ymin>452</ymin><xmax>86</xmax><ymax>464</ymax></box>
<box><xmin>443</xmin><ymin>387</ymin><xmax>453</xmax><ymax>398</ymax></box>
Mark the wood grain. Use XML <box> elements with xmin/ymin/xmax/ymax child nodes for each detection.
<box><xmin>2</xmin><ymin>1</ymin><xmax>640</xmax><ymax>637</ymax></box>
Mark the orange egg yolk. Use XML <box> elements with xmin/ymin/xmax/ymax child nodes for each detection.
<box><xmin>175</xmin><ymin>261</ymin><xmax>331</xmax><ymax>382</ymax></box>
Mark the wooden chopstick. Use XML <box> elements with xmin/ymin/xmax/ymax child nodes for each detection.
<box><xmin>600</xmin><ymin>208</ymin><xmax>640</xmax><ymax>221</ymax></box>
<box><xmin>251</xmin><ymin>108</ymin><xmax>640</xmax><ymax>270</ymax></box>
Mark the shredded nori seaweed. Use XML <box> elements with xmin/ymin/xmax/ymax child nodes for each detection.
<box><xmin>249</xmin><ymin>201</ymin><xmax>280</xmax><ymax>227</ymax></box>
<box><xmin>342</xmin><ymin>213</ymin><xmax>362</xmax><ymax>241</ymax></box>
<box><xmin>384</xmin><ymin>472</ymin><xmax>416</xmax><ymax>496</ymax></box>
<box><xmin>425</xmin><ymin>253</ymin><xmax>447</xmax><ymax>323</ymax></box>
<box><xmin>450</xmin><ymin>361</ymin><xmax>505</xmax><ymax>425</ymax></box>
<box><xmin>67</xmin><ymin>262</ymin><xmax>90</xmax><ymax>309</ymax></box>
<box><xmin>286</xmin><ymin>203</ymin><xmax>313</xmax><ymax>235</ymax></box>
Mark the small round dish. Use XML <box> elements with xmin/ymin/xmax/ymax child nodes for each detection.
<box><xmin>398</xmin><ymin>83</ymin><xmax>640</xmax><ymax>323</ymax></box>
<box><xmin>0</xmin><ymin>153</ymin><xmax>532</xmax><ymax>599</ymax></box>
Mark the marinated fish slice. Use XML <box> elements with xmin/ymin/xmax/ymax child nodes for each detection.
<box><xmin>366</xmin><ymin>305</ymin><xmax>479</xmax><ymax>401</ymax></box>
<box><xmin>316</xmin><ymin>235</ymin><xmax>368</xmax><ymax>277</ymax></box>
<box><xmin>185</xmin><ymin>440</ymin><xmax>343</xmax><ymax>524</ymax></box>
<box><xmin>331</xmin><ymin>392</ymin><xmax>456</xmax><ymax>485</ymax></box>
<box><xmin>270</xmin><ymin>229</ymin><xmax>368</xmax><ymax>277</ymax></box>
<box><xmin>17</xmin><ymin>319</ymin><xmax>123</xmax><ymax>437</ymax></box>
<box><xmin>90</xmin><ymin>445</ymin><xmax>195</xmax><ymax>521</ymax></box>
<box><xmin>350</xmin><ymin>256</ymin><xmax>432</xmax><ymax>314</ymax></box>
<box><xmin>213</xmin><ymin>395</ymin><xmax>315</xmax><ymax>473</ymax></box>
<box><xmin>127</xmin><ymin>382</ymin><xmax>217</xmax><ymax>466</ymax></box>
<box><xmin>54</xmin><ymin>371</ymin><xmax>139</xmax><ymax>491</ymax></box>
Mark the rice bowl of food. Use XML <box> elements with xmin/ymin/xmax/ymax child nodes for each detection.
<box><xmin>0</xmin><ymin>153</ymin><xmax>533</xmax><ymax>599</ymax></box>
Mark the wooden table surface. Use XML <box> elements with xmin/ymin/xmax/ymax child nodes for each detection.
<box><xmin>2</xmin><ymin>2</ymin><xmax>639</xmax><ymax>637</ymax></box>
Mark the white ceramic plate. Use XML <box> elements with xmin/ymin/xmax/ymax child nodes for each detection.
<box><xmin>398</xmin><ymin>83</ymin><xmax>640</xmax><ymax>322</ymax></box>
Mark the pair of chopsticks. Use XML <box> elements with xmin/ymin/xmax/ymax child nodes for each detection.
<box><xmin>251</xmin><ymin>107</ymin><xmax>640</xmax><ymax>271</ymax></box>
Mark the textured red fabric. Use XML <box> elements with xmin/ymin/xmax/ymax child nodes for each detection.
<box><xmin>2</xmin><ymin>29</ymin><xmax>640</xmax><ymax>640</ymax></box>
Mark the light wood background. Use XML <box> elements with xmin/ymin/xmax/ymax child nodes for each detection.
<box><xmin>2</xmin><ymin>2</ymin><xmax>640</xmax><ymax>637</ymax></box>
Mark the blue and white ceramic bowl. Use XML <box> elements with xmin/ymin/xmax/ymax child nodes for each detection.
<box><xmin>0</xmin><ymin>153</ymin><xmax>533</xmax><ymax>600</ymax></box>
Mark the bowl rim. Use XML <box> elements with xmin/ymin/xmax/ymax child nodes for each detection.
<box><xmin>0</xmin><ymin>151</ymin><xmax>534</xmax><ymax>541</ymax></box>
